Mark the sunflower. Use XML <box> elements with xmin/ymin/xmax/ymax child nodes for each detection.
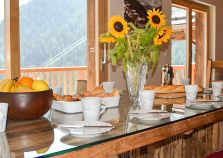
<box><xmin>109</xmin><ymin>16</ymin><xmax>129</xmax><ymax>38</ymax></box>
<box><xmin>147</xmin><ymin>8</ymin><xmax>166</xmax><ymax>29</ymax></box>
<box><xmin>154</xmin><ymin>27</ymin><xmax>172</xmax><ymax>45</ymax></box>
<box><xmin>100</xmin><ymin>33</ymin><xmax>116</xmax><ymax>43</ymax></box>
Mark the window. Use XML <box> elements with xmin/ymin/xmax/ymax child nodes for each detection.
<box><xmin>0</xmin><ymin>0</ymin><xmax>5</xmax><ymax>79</ymax></box>
<box><xmin>19</xmin><ymin>0</ymin><xmax>87</xmax><ymax>68</ymax></box>
<box><xmin>171</xmin><ymin>0</ymin><xmax>209</xmax><ymax>86</ymax></box>
<box><xmin>19</xmin><ymin>0</ymin><xmax>88</xmax><ymax>94</ymax></box>
<box><xmin>1</xmin><ymin>0</ymin><xmax>100</xmax><ymax>92</ymax></box>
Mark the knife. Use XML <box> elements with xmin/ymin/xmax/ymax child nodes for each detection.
<box><xmin>190</xmin><ymin>100</ymin><xmax>223</xmax><ymax>103</ymax></box>
<box><xmin>130</xmin><ymin>111</ymin><xmax>169</xmax><ymax>114</ymax></box>
<box><xmin>58</xmin><ymin>124</ymin><xmax>114</xmax><ymax>128</ymax></box>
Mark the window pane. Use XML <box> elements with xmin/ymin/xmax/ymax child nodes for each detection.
<box><xmin>0</xmin><ymin>0</ymin><xmax>5</xmax><ymax>79</ymax></box>
<box><xmin>19</xmin><ymin>0</ymin><xmax>87</xmax><ymax>94</ymax></box>
<box><xmin>19</xmin><ymin>0</ymin><xmax>87</xmax><ymax>68</ymax></box>
<box><xmin>171</xmin><ymin>6</ymin><xmax>187</xmax><ymax>84</ymax></box>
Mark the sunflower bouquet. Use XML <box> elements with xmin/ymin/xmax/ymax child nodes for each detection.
<box><xmin>100</xmin><ymin>9</ymin><xmax>172</xmax><ymax>71</ymax></box>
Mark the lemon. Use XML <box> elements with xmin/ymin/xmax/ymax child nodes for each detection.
<box><xmin>32</xmin><ymin>80</ymin><xmax>49</xmax><ymax>91</ymax></box>
<box><xmin>36</xmin><ymin>146</ymin><xmax>50</xmax><ymax>154</ymax></box>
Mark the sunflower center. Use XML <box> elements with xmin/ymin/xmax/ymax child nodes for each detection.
<box><xmin>152</xmin><ymin>15</ymin><xmax>161</xmax><ymax>24</ymax></box>
<box><xmin>159</xmin><ymin>30</ymin><xmax>166</xmax><ymax>39</ymax></box>
<box><xmin>114</xmin><ymin>22</ymin><xmax>124</xmax><ymax>32</ymax></box>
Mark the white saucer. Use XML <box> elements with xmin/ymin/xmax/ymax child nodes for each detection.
<box><xmin>129</xmin><ymin>113</ymin><xmax>170</xmax><ymax>121</ymax></box>
<box><xmin>188</xmin><ymin>103</ymin><xmax>214</xmax><ymax>110</ymax></box>
<box><xmin>58</xmin><ymin>121</ymin><xmax>113</xmax><ymax>137</ymax></box>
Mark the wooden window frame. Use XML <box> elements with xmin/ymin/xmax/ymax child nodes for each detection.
<box><xmin>4</xmin><ymin>0</ymin><xmax>20</xmax><ymax>79</ymax></box>
<box><xmin>172</xmin><ymin>0</ymin><xmax>210</xmax><ymax>87</ymax></box>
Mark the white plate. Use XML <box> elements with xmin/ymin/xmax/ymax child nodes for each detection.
<box><xmin>188</xmin><ymin>103</ymin><xmax>214</xmax><ymax>110</ymax></box>
<box><xmin>52</xmin><ymin>101</ymin><xmax>82</xmax><ymax>113</ymax></box>
<box><xmin>129</xmin><ymin>113</ymin><xmax>171</xmax><ymax>121</ymax></box>
<box><xmin>58</xmin><ymin>121</ymin><xmax>113</xmax><ymax>137</ymax></box>
<box><xmin>102</xmin><ymin>95</ymin><xmax>120</xmax><ymax>108</ymax></box>
<box><xmin>129</xmin><ymin>109</ymin><xmax>166</xmax><ymax>114</ymax></box>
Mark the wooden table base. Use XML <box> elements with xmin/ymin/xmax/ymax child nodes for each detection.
<box><xmin>119</xmin><ymin>122</ymin><xmax>223</xmax><ymax>158</ymax></box>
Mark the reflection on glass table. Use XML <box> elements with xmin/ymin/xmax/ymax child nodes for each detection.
<box><xmin>11</xmin><ymin>94</ymin><xmax>223</xmax><ymax>157</ymax></box>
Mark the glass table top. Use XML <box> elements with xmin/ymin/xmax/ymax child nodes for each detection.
<box><xmin>2</xmin><ymin>93</ymin><xmax>223</xmax><ymax>158</ymax></box>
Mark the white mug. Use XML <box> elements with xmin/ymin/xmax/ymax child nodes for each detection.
<box><xmin>212</xmin><ymin>81</ymin><xmax>223</xmax><ymax>96</ymax></box>
<box><xmin>100</xmin><ymin>82</ymin><xmax>115</xmax><ymax>93</ymax></box>
<box><xmin>139</xmin><ymin>90</ymin><xmax>155</xmax><ymax>111</ymax></box>
<box><xmin>81</xmin><ymin>97</ymin><xmax>106</xmax><ymax>121</ymax></box>
<box><xmin>0</xmin><ymin>103</ymin><xmax>8</xmax><ymax>133</ymax></box>
<box><xmin>185</xmin><ymin>85</ymin><xmax>198</xmax><ymax>101</ymax></box>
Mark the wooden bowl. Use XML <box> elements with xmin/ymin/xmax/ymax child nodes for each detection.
<box><xmin>0</xmin><ymin>89</ymin><xmax>53</xmax><ymax>120</ymax></box>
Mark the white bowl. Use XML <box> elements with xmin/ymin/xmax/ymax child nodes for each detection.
<box><xmin>52</xmin><ymin>101</ymin><xmax>82</xmax><ymax>113</ymax></box>
<box><xmin>101</xmin><ymin>95</ymin><xmax>120</xmax><ymax>108</ymax></box>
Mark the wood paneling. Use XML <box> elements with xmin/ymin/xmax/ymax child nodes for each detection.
<box><xmin>4</xmin><ymin>0</ymin><xmax>20</xmax><ymax>79</ymax></box>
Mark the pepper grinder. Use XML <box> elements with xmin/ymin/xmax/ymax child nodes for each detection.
<box><xmin>161</xmin><ymin>64</ymin><xmax>174</xmax><ymax>85</ymax></box>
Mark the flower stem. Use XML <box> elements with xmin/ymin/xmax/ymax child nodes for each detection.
<box><xmin>127</xmin><ymin>35</ymin><xmax>132</xmax><ymax>60</ymax></box>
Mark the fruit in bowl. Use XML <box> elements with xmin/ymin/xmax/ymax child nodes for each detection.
<box><xmin>0</xmin><ymin>77</ymin><xmax>53</xmax><ymax>120</ymax></box>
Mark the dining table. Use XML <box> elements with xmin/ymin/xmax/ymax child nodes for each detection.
<box><xmin>2</xmin><ymin>92</ymin><xmax>223</xmax><ymax>158</ymax></box>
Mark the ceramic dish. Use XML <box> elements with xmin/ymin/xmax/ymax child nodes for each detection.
<box><xmin>129</xmin><ymin>113</ymin><xmax>171</xmax><ymax>121</ymax></box>
<box><xmin>58</xmin><ymin>121</ymin><xmax>113</xmax><ymax>137</ymax></box>
<box><xmin>52</xmin><ymin>101</ymin><xmax>82</xmax><ymax>113</ymax></box>
<box><xmin>102</xmin><ymin>95</ymin><xmax>120</xmax><ymax>108</ymax></box>
<box><xmin>52</xmin><ymin>95</ymin><xmax>120</xmax><ymax>113</ymax></box>
<box><xmin>186</xmin><ymin>102</ymin><xmax>215</xmax><ymax>110</ymax></box>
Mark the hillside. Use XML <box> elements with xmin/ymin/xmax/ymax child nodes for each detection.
<box><xmin>0</xmin><ymin>0</ymin><xmax>87</xmax><ymax>68</ymax></box>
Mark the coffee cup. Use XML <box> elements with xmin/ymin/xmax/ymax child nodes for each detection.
<box><xmin>139</xmin><ymin>90</ymin><xmax>155</xmax><ymax>111</ymax></box>
<box><xmin>0</xmin><ymin>103</ymin><xmax>8</xmax><ymax>133</ymax></box>
<box><xmin>212</xmin><ymin>81</ymin><xmax>223</xmax><ymax>96</ymax></box>
<box><xmin>100</xmin><ymin>82</ymin><xmax>115</xmax><ymax>93</ymax></box>
<box><xmin>185</xmin><ymin>85</ymin><xmax>198</xmax><ymax>101</ymax></box>
<box><xmin>81</xmin><ymin>97</ymin><xmax>106</xmax><ymax>121</ymax></box>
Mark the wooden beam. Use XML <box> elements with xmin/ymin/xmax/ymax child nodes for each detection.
<box><xmin>87</xmin><ymin>0</ymin><xmax>96</xmax><ymax>91</ymax></box>
<box><xmin>172</xmin><ymin>0</ymin><xmax>209</xmax><ymax>12</ymax></box>
<box><xmin>212</xmin><ymin>61</ymin><xmax>223</xmax><ymax>69</ymax></box>
<box><xmin>98</xmin><ymin>0</ymin><xmax>108</xmax><ymax>84</ymax></box>
<box><xmin>4</xmin><ymin>0</ymin><xmax>20</xmax><ymax>79</ymax></box>
<box><xmin>195</xmin><ymin>12</ymin><xmax>205</xmax><ymax>86</ymax></box>
<box><xmin>186</xmin><ymin>8</ymin><xmax>192</xmax><ymax>81</ymax></box>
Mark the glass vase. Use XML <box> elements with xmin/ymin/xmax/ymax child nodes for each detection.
<box><xmin>126</xmin><ymin>61</ymin><xmax>148</xmax><ymax>109</ymax></box>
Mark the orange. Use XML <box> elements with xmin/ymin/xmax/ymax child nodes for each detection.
<box><xmin>17</xmin><ymin>76</ymin><xmax>33</xmax><ymax>89</ymax></box>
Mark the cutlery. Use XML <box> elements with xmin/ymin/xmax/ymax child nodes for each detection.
<box><xmin>58</xmin><ymin>124</ymin><xmax>114</xmax><ymax>128</ymax></box>
<box><xmin>190</xmin><ymin>100</ymin><xmax>223</xmax><ymax>103</ymax></box>
<box><xmin>217</xmin><ymin>95</ymin><xmax>223</xmax><ymax>99</ymax></box>
<box><xmin>130</xmin><ymin>111</ymin><xmax>169</xmax><ymax>114</ymax></box>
